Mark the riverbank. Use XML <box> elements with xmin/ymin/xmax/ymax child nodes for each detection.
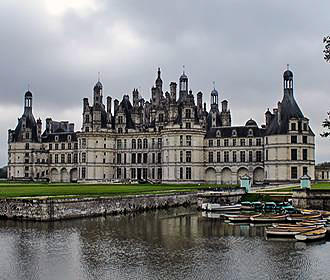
<box><xmin>0</xmin><ymin>192</ymin><xmax>198</xmax><ymax>221</ymax></box>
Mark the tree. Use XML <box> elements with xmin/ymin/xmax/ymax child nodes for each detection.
<box><xmin>324</xmin><ymin>36</ymin><xmax>330</xmax><ymax>62</ymax></box>
<box><xmin>322</xmin><ymin>37</ymin><xmax>330</xmax><ymax>137</ymax></box>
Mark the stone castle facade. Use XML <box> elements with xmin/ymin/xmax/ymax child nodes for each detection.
<box><xmin>7</xmin><ymin>67</ymin><xmax>315</xmax><ymax>184</ymax></box>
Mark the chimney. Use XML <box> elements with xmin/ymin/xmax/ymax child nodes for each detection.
<box><xmin>114</xmin><ymin>99</ymin><xmax>119</xmax><ymax>114</ymax></box>
<box><xmin>197</xmin><ymin>92</ymin><xmax>203</xmax><ymax>108</ymax></box>
<box><xmin>107</xmin><ymin>96</ymin><xmax>112</xmax><ymax>115</ymax></box>
<box><xmin>170</xmin><ymin>82</ymin><xmax>177</xmax><ymax>102</ymax></box>
<box><xmin>221</xmin><ymin>100</ymin><xmax>228</xmax><ymax>112</ymax></box>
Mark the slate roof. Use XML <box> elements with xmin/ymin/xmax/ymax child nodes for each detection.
<box><xmin>205</xmin><ymin>126</ymin><xmax>265</xmax><ymax>138</ymax></box>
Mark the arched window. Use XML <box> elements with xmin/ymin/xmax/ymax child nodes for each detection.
<box><xmin>248</xmin><ymin>129</ymin><xmax>253</xmax><ymax>137</ymax></box>
<box><xmin>216</xmin><ymin>130</ymin><xmax>221</xmax><ymax>137</ymax></box>
<box><xmin>232</xmin><ymin>130</ymin><xmax>237</xmax><ymax>137</ymax></box>
<box><xmin>132</xmin><ymin>139</ymin><xmax>136</xmax><ymax>149</ymax></box>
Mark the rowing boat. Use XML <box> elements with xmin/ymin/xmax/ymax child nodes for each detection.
<box><xmin>266</xmin><ymin>226</ymin><xmax>321</xmax><ymax>236</ymax></box>
<box><xmin>287</xmin><ymin>214</ymin><xmax>321</xmax><ymax>222</ymax></box>
<box><xmin>295</xmin><ymin>227</ymin><xmax>327</xmax><ymax>241</ymax></box>
<box><xmin>250</xmin><ymin>214</ymin><xmax>287</xmax><ymax>223</ymax></box>
<box><xmin>228</xmin><ymin>215</ymin><xmax>254</xmax><ymax>222</ymax></box>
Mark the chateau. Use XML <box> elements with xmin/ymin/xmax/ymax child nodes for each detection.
<box><xmin>7</xmin><ymin>67</ymin><xmax>315</xmax><ymax>184</ymax></box>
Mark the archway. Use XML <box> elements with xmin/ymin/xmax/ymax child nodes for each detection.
<box><xmin>70</xmin><ymin>168</ymin><xmax>78</xmax><ymax>183</ymax></box>
<box><xmin>205</xmin><ymin>167</ymin><xmax>216</xmax><ymax>184</ymax></box>
<box><xmin>50</xmin><ymin>168</ymin><xmax>59</xmax><ymax>183</ymax></box>
<box><xmin>237</xmin><ymin>167</ymin><xmax>249</xmax><ymax>182</ymax></box>
<box><xmin>60</xmin><ymin>168</ymin><xmax>69</xmax><ymax>183</ymax></box>
<box><xmin>221</xmin><ymin>167</ymin><xmax>232</xmax><ymax>185</ymax></box>
<box><xmin>253</xmin><ymin>167</ymin><xmax>264</xmax><ymax>184</ymax></box>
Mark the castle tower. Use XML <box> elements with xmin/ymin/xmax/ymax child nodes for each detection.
<box><xmin>179</xmin><ymin>69</ymin><xmax>188</xmax><ymax>101</ymax></box>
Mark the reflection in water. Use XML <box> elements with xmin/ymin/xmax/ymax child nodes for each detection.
<box><xmin>0</xmin><ymin>207</ymin><xmax>330</xmax><ymax>280</ymax></box>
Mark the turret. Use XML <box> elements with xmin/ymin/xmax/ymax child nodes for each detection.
<box><xmin>265</xmin><ymin>108</ymin><xmax>272</xmax><ymax>127</ymax></box>
<box><xmin>132</xmin><ymin>89</ymin><xmax>139</xmax><ymax>107</ymax></box>
<box><xmin>24</xmin><ymin>91</ymin><xmax>33</xmax><ymax>113</ymax></box>
<box><xmin>155</xmin><ymin>68</ymin><xmax>163</xmax><ymax>91</ymax></box>
<box><xmin>179</xmin><ymin>70</ymin><xmax>188</xmax><ymax>101</ymax></box>
<box><xmin>283</xmin><ymin>64</ymin><xmax>293</xmax><ymax>97</ymax></box>
<box><xmin>93</xmin><ymin>80</ymin><xmax>103</xmax><ymax>105</ymax></box>
<box><xmin>210</xmin><ymin>87</ymin><xmax>219</xmax><ymax>110</ymax></box>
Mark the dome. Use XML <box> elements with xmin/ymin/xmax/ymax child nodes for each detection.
<box><xmin>25</xmin><ymin>90</ymin><xmax>32</xmax><ymax>98</ymax></box>
<box><xmin>245</xmin><ymin>119</ymin><xmax>258</xmax><ymax>127</ymax></box>
<box><xmin>211</xmin><ymin>88</ymin><xmax>218</xmax><ymax>96</ymax></box>
<box><xmin>265</xmin><ymin>108</ymin><xmax>272</xmax><ymax>115</ymax></box>
<box><xmin>94</xmin><ymin>81</ymin><xmax>103</xmax><ymax>89</ymax></box>
<box><xmin>283</xmin><ymin>69</ymin><xmax>293</xmax><ymax>80</ymax></box>
<box><xmin>180</xmin><ymin>72</ymin><xmax>188</xmax><ymax>80</ymax></box>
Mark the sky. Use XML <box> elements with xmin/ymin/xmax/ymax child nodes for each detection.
<box><xmin>0</xmin><ymin>0</ymin><xmax>329</xmax><ymax>165</ymax></box>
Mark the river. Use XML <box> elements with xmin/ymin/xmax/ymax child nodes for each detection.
<box><xmin>0</xmin><ymin>207</ymin><xmax>329</xmax><ymax>280</ymax></box>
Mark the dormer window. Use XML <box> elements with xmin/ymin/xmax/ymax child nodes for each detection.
<box><xmin>291</xmin><ymin>123</ymin><xmax>296</xmax><ymax>131</ymax></box>
<box><xmin>216</xmin><ymin>130</ymin><xmax>221</xmax><ymax>137</ymax></box>
<box><xmin>55</xmin><ymin>135</ymin><xmax>59</xmax><ymax>142</ymax></box>
<box><xmin>248</xmin><ymin>129</ymin><xmax>253</xmax><ymax>137</ymax></box>
<box><xmin>303</xmin><ymin>123</ymin><xmax>307</xmax><ymax>131</ymax></box>
<box><xmin>232</xmin><ymin>130</ymin><xmax>237</xmax><ymax>137</ymax></box>
<box><xmin>186</xmin><ymin>109</ymin><xmax>191</xmax><ymax>119</ymax></box>
<box><xmin>68</xmin><ymin>135</ymin><xmax>71</xmax><ymax>141</ymax></box>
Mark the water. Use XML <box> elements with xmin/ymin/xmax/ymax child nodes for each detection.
<box><xmin>0</xmin><ymin>207</ymin><xmax>329</xmax><ymax>280</ymax></box>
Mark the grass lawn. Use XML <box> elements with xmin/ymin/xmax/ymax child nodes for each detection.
<box><xmin>0</xmin><ymin>182</ymin><xmax>238</xmax><ymax>198</ymax></box>
<box><xmin>263</xmin><ymin>182</ymin><xmax>330</xmax><ymax>193</ymax></box>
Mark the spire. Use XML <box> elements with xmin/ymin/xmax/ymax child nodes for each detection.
<box><xmin>155</xmin><ymin>67</ymin><xmax>163</xmax><ymax>89</ymax></box>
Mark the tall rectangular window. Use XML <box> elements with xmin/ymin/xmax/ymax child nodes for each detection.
<box><xmin>143</xmin><ymin>153</ymin><xmax>148</xmax><ymax>164</ymax></box>
<box><xmin>249</xmin><ymin>139</ymin><xmax>253</xmax><ymax>146</ymax></box>
<box><xmin>186</xmin><ymin>136</ymin><xmax>191</xmax><ymax>146</ymax></box>
<box><xmin>186</xmin><ymin>151</ymin><xmax>191</xmax><ymax>163</ymax></box>
<box><xmin>303</xmin><ymin>167</ymin><xmax>308</xmax><ymax>175</ymax></box>
<box><xmin>291</xmin><ymin>136</ymin><xmax>297</xmax><ymax>144</ymax></box>
<box><xmin>217</xmin><ymin>139</ymin><xmax>221</xmax><ymax>147</ymax></box>
<box><xmin>117</xmin><ymin>153</ymin><xmax>122</xmax><ymax>164</ymax></box>
<box><xmin>82</xmin><ymin>167</ymin><xmax>86</xmax><ymax>179</ymax></box>
<box><xmin>232</xmin><ymin>139</ymin><xmax>236</xmax><ymax>147</ymax></box>
<box><xmin>180</xmin><ymin>135</ymin><xmax>183</xmax><ymax>146</ymax></box>
<box><xmin>224</xmin><ymin>139</ymin><xmax>229</xmax><ymax>147</ymax></box>
<box><xmin>303</xmin><ymin>136</ymin><xmax>307</xmax><ymax>144</ymax></box>
<box><xmin>157</xmin><ymin>153</ymin><xmax>161</xmax><ymax>164</ymax></box>
<box><xmin>132</xmin><ymin>153</ymin><xmax>136</xmax><ymax>164</ymax></box>
<box><xmin>217</xmin><ymin>151</ymin><xmax>221</xmax><ymax>163</ymax></box>
<box><xmin>240</xmin><ymin>139</ymin><xmax>245</xmax><ymax>146</ymax></box>
<box><xmin>302</xmin><ymin>149</ymin><xmax>308</xmax><ymax>160</ymax></box>
<box><xmin>256</xmin><ymin>139</ymin><xmax>261</xmax><ymax>146</ymax></box>
<box><xmin>186</xmin><ymin>167</ymin><xmax>192</xmax><ymax>180</ymax></box>
<box><xmin>291</xmin><ymin>149</ymin><xmax>297</xmax><ymax>160</ymax></box>
<box><xmin>240</xmin><ymin>151</ymin><xmax>245</xmax><ymax>162</ymax></box>
<box><xmin>291</xmin><ymin>166</ymin><xmax>298</xmax><ymax>179</ymax></box>
<box><xmin>232</xmin><ymin>151</ymin><xmax>237</xmax><ymax>162</ymax></box>
<box><xmin>180</xmin><ymin>167</ymin><xmax>183</xmax><ymax>179</ymax></box>
<box><xmin>209</xmin><ymin>152</ymin><xmax>213</xmax><ymax>163</ymax></box>
<box><xmin>248</xmin><ymin>151</ymin><xmax>253</xmax><ymax>162</ymax></box>
<box><xmin>209</xmin><ymin>140</ymin><xmax>213</xmax><ymax>147</ymax></box>
<box><xmin>61</xmin><ymin>154</ymin><xmax>65</xmax><ymax>163</ymax></box>
<box><xmin>224</xmin><ymin>151</ymin><xmax>229</xmax><ymax>163</ymax></box>
<box><xmin>180</xmin><ymin>151</ymin><xmax>183</xmax><ymax>163</ymax></box>
<box><xmin>157</xmin><ymin>168</ymin><xmax>162</xmax><ymax>180</ymax></box>
<box><xmin>256</xmin><ymin>151</ymin><xmax>262</xmax><ymax>162</ymax></box>
<box><xmin>137</xmin><ymin>153</ymin><xmax>142</xmax><ymax>164</ymax></box>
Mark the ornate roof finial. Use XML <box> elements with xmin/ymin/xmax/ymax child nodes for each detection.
<box><xmin>287</xmin><ymin>64</ymin><xmax>290</xmax><ymax>70</ymax></box>
<box><xmin>27</xmin><ymin>83</ymin><xmax>30</xmax><ymax>91</ymax></box>
<box><xmin>182</xmin><ymin>65</ymin><xmax>185</xmax><ymax>74</ymax></box>
<box><xmin>98</xmin><ymin>71</ymin><xmax>100</xmax><ymax>82</ymax></box>
<box><xmin>213</xmin><ymin>81</ymin><xmax>215</xmax><ymax>89</ymax></box>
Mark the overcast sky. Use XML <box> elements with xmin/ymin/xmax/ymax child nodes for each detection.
<box><xmin>1</xmin><ymin>0</ymin><xmax>330</xmax><ymax>165</ymax></box>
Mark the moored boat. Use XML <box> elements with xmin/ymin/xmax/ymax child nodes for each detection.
<box><xmin>295</xmin><ymin>227</ymin><xmax>327</xmax><ymax>241</ymax></box>
<box><xmin>266</xmin><ymin>226</ymin><xmax>321</xmax><ymax>236</ymax></box>
<box><xmin>201</xmin><ymin>203</ymin><xmax>241</xmax><ymax>212</ymax></box>
<box><xmin>287</xmin><ymin>214</ymin><xmax>321</xmax><ymax>222</ymax></box>
<box><xmin>228</xmin><ymin>215</ymin><xmax>253</xmax><ymax>222</ymax></box>
<box><xmin>250</xmin><ymin>214</ymin><xmax>287</xmax><ymax>223</ymax></box>
<box><xmin>241</xmin><ymin>201</ymin><xmax>254</xmax><ymax>210</ymax></box>
<box><xmin>264</xmin><ymin>202</ymin><xmax>276</xmax><ymax>212</ymax></box>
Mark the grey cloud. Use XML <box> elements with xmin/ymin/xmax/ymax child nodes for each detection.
<box><xmin>0</xmin><ymin>0</ymin><xmax>330</xmax><ymax>165</ymax></box>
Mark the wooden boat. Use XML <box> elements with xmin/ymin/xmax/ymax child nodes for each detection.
<box><xmin>228</xmin><ymin>215</ymin><xmax>253</xmax><ymax>222</ymax></box>
<box><xmin>250</xmin><ymin>214</ymin><xmax>287</xmax><ymax>223</ymax></box>
<box><xmin>264</xmin><ymin>202</ymin><xmax>276</xmax><ymax>212</ymax></box>
<box><xmin>287</xmin><ymin>214</ymin><xmax>321</xmax><ymax>222</ymax></box>
<box><xmin>266</xmin><ymin>226</ymin><xmax>321</xmax><ymax>236</ymax></box>
<box><xmin>241</xmin><ymin>201</ymin><xmax>254</xmax><ymax>210</ymax></box>
<box><xmin>202</xmin><ymin>203</ymin><xmax>241</xmax><ymax>212</ymax></box>
<box><xmin>272</xmin><ymin>223</ymin><xmax>317</xmax><ymax>228</ymax></box>
<box><xmin>295</xmin><ymin>227</ymin><xmax>327</xmax><ymax>241</ymax></box>
<box><xmin>252</xmin><ymin>201</ymin><xmax>264</xmax><ymax>211</ymax></box>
